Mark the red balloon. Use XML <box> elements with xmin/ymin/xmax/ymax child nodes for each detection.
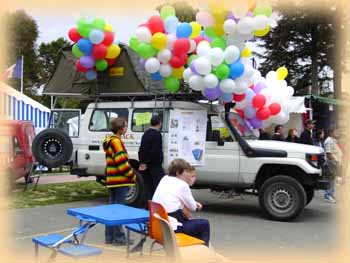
<box><xmin>256</xmin><ymin>107</ymin><xmax>271</xmax><ymax>120</ymax></box>
<box><xmin>148</xmin><ymin>16</ymin><xmax>165</xmax><ymax>34</ymax></box>
<box><xmin>169</xmin><ymin>56</ymin><xmax>183</xmax><ymax>68</ymax></box>
<box><xmin>233</xmin><ymin>93</ymin><xmax>246</xmax><ymax>102</ymax></box>
<box><xmin>173</xmin><ymin>38</ymin><xmax>190</xmax><ymax>56</ymax></box>
<box><xmin>75</xmin><ymin>60</ymin><xmax>88</xmax><ymax>73</ymax></box>
<box><xmin>235</xmin><ymin>109</ymin><xmax>245</xmax><ymax>119</ymax></box>
<box><xmin>269</xmin><ymin>103</ymin><xmax>282</xmax><ymax>116</ymax></box>
<box><xmin>106</xmin><ymin>58</ymin><xmax>116</xmax><ymax>66</ymax></box>
<box><xmin>249</xmin><ymin>84</ymin><xmax>254</xmax><ymax>89</ymax></box>
<box><xmin>92</xmin><ymin>44</ymin><xmax>107</xmax><ymax>59</ymax></box>
<box><xmin>193</xmin><ymin>36</ymin><xmax>206</xmax><ymax>45</ymax></box>
<box><xmin>103</xmin><ymin>32</ymin><xmax>115</xmax><ymax>46</ymax></box>
<box><xmin>252</xmin><ymin>94</ymin><xmax>266</xmax><ymax>109</ymax></box>
<box><xmin>68</xmin><ymin>28</ymin><xmax>82</xmax><ymax>43</ymax></box>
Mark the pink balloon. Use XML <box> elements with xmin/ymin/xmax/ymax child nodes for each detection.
<box><xmin>196</xmin><ymin>11</ymin><xmax>215</xmax><ymax>27</ymax></box>
<box><xmin>269</xmin><ymin>103</ymin><xmax>282</xmax><ymax>116</ymax></box>
<box><xmin>252</xmin><ymin>94</ymin><xmax>266</xmax><ymax>109</ymax></box>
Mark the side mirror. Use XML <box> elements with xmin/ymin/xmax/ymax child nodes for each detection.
<box><xmin>212</xmin><ymin>130</ymin><xmax>224</xmax><ymax>146</ymax></box>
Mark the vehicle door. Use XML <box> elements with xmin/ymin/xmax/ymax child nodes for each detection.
<box><xmin>195</xmin><ymin>114</ymin><xmax>240</xmax><ymax>185</ymax></box>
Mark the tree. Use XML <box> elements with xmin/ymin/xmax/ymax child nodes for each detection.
<box><xmin>37</xmin><ymin>37</ymin><xmax>70</xmax><ymax>83</ymax></box>
<box><xmin>4</xmin><ymin>10</ymin><xmax>39</xmax><ymax>91</ymax></box>
<box><xmin>256</xmin><ymin>1</ymin><xmax>344</xmax><ymax>98</ymax></box>
<box><xmin>156</xmin><ymin>1</ymin><xmax>198</xmax><ymax>22</ymax></box>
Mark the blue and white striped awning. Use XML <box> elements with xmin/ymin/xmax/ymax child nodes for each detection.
<box><xmin>0</xmin><ymin>83</ymin><xmax>51</xmax><ymax>131</ymax></box>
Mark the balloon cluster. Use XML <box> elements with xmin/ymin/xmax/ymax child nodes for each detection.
<box><xmin>68</xmin><ymin>18</ymin><xmax>121</xmax><ymax>80</ymax></box>
<box><xmin>129</xmin><ymin>5</ymin><xmax>203</xmax><ymax>93</ymax></box>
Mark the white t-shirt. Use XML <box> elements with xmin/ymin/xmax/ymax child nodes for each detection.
<box><xmin>324</xmin><ymin>136</ymin><xmax>343</xmax><ymax>164</ymax></box>
<box><xmin>152</xmin><ymin>176</ymin><xmax>197</xmax><ymax>230</ymax></box>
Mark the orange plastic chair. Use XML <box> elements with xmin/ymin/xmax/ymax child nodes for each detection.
<box><xmin>148</xmin><ymin>200</ymin><xmax>205</xmax><ymax>254</ymax></box>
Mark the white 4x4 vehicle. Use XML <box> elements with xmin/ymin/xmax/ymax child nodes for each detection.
<box><xmin>33</xmin><ymin>98</ymin><xmax>329</xmax><ymax>221</ymax></box>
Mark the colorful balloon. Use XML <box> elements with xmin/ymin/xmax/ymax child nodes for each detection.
<box><xmin>137</xmin><ymin>43</ymin><xmax>157</xmax><ymax>58</ymax></box>
<box><xmin>176</xmin><ymin>22</ymin><xmax>192</xmax><ymax>38</ymax></box>
<box><xmin>233</xmin><ymin>93</ymin><xmax>246</xmax><ymax>102</ymax></box>
<box><xmin>252</xmin><ymin>94</ymin><xmax>266</xmax><ymax>109</ymax></box>
<box><xmin>89</xmin><ymin>29</ymin><xmax>104</xmax><ymax>44</ymax></box>
<box><xmin>68</xmin><ymin>28</ymin><xmax>81</xmax><ymax>42</ymax></box>
<box><xmin>256</xmin><ymin>107</ymin><xmax>271</xmax><ymax>120</ymax></box>
<box><xmin>95</xmin><ymin>59</ymin><xmax>108</xmax><ymax>71</ymax></box>
<box><xmin>75</xmin><ymin>60</ymin><xmax>88</xmax><ymax>73</ymax></box>
<box><xmin>77</xmin><ymin>39</ymin><xmax>93</xmax><ymax>55</ymax></box>
<box><xmin>215</xmin><ymin>64</ymin><xmax>230</xmax><ymax>80</ymax></box>
<box><xmin>151</xmin><ymin>33</ymin><xmax>167</xmax><ymax>50</ymax></box>
<box><xmin>148</xmin><ymin>16</ymin><xmax>165</xmax><ymax>34</ymax></box>
<box><xmin>106</xmin><ymin>44</ymin><xmax>121</xmax><ymax>59</ymax></box>
<box><xmin>103</xmin><ymin>32</ymin><xmax>115</xmax><ymax>46</ymax></box>
<box><xmin>230</xmin><ymin>61</ymin><xmax>245</xmax><ymax>78</ymax></box>
<box><xmin>160</xmin><ymin>5</ymin><xmax>176</xmax><ymax>20</ymax></box>
<box><xmin>92</xmin><ymin>44</ymin><xmax>107</xmax><ymax>59</ymax></box>
<box><xmin>276</xmin><ymin>66</ymin><xmax>288</xmax><ymax>80</ymax></box>
<box><xmin>164</xmin><ymin>76</ymin><xmax>180</xmax><ymax>93</ymax></box>
<box><xmin>269</xmin><ymin>103</ymin><xmax>282</xmax><ymax>116</ymax></box>
<box><xmin>85</xmin><ymin>70</ymin><xmax>97</xmax><ymax>80</ymax></box>
<box><xmin>92</xmin><ymin>18</ymin><xmax>106</xmax><ymax>30</ymax></box>
<box><xmin>173</xmin><ymin>39</ymin><xmax>190</xmax><ymax>55</ymax></box>
<box><xmin>72</xmin><ymin>44</ymin><xmax>83</xmax><ymax>58</ymax></box>
<box><xmin>164</xmin><ymin>16</ymin><xmax>179</xmax><ymax>34</ymax></box>
<box><xmin>190</xmin><ymin>22</ymin><xmax>201</xmax><ymax>38</ymax></box>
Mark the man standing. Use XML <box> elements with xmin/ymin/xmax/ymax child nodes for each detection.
<box><xmin>271</xmin><ymin>125</ymin><xmax>285</xmax><ymax>141</ymax></box>
<box><xmin>138</xmin><ymin>115</ymin><xmax>165</xmax><ymax>204</ymax></box>
<box><xmin>300</xmin><ymin>119</ymin><xmax>315</xmax><ymax>145</ymax></box>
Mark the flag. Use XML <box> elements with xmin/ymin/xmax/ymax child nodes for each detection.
<box><xmin>1</xmin><ymin>58</ymin><xmax>22</xmax><ymax>80</ymax></box>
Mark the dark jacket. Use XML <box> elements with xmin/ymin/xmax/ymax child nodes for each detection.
<box><xmin>272</xmin><ymin>133</ymin><xmax>285</xmax><ymax>141</ymax></box>
<box><xmin>138</xmin><ymin>128</ymin><xmax>163</xmax><ymax>167</ymax></box>
<box><xmin>259</xmin><ymin>132</ymin><xmax>271</xmax><ymax>140</ymax></box>
<box><xmin>286</xmin><ymin>135</ymin><xmax>299</xmax><ymax>143</ymax></box>
<box><xmin>300</xmin><ymin>129</ymin><xmax>314</xmax><ymax>145</ymax></box>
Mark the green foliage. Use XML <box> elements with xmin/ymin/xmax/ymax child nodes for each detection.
<box><xmin>256</xmin><ymin>1</ymin><xmax>343</xmax><ymax>96</ymax></box>
<box><xmin>157</xmin><ymin>1</ymin><xmax>198</xmax><ymax>22</ymax></box>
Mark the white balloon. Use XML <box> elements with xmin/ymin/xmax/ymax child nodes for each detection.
<box><xmin>157</xmin><ymin>49</ymin><xmax>172</xmax><ymax>64</ymax></box>
<box><xmin>234</xmin><ymin>78</ymin><xmax>249</xmax><ymax>94</ymax></box>
<box><xmin>145</xmin><ymin>58</ymin><xmax>160</xmax><ymax>74</ymax></box>
<box><xmin>235</xmin><ymin>99</ymin><xmax>248</xmax><ymax>110</ymax></box>
<box><xmin>183</xmin><ymin>68</ymin><xmax>192</xmax><ymax>82</ymax></box>
<box><xmin>273</xmin><ymin>112</ymin><xmax>290</xmax><ymax>125</ymax></box>
<box><xmin>219</xmin><ymin>79</ymin><xmax>235</xmax><ymax>93</ymax></box>
<box><xmin>253</xmin><ymin>15</ymin><xmax>269</xmax><ymax>30</ymax></box>
<box><xmin>208</xmin><ymin>48</ymin><xmax>224</xmax><ymax>66</ymax></box>
<box><xmin>194</xmin><ymin>57</ymin><xmax>211</xmax><ymax>75</ymax></box>
<box><xmin>226</xmin><ymin>37</ymin><xmax>245</xmax><ymax>51</ymax></box>
<box><xmin>136</xmin><ymin>26</ymin><xmax>152</xmax><ymax>43</ymax></box>
<box><xmin>224</xmin><ymin>45</ymin><xmax>240</xmax><ymax>64</ymax></box>
<box><xmin>285</xmin><ymin>86</ymin><xmax>295</xmax><ymax>98</ymax></box>
<box><xmin>189</xmin><ymin>75</ymin><xmax>205</xmax><ymax>91</ymax></box>
<box><xmin>236</xmin><ymin>17</ymin><xmax>255</xmax><ymax>35</ymax></box>
<box><xmin>196</xmin><ymin>41</ymin><xmax>211</xmax><ymax>57</ymax></box>
<box><xmin>159</xmin><ymin>64</ymin><xmax>172</xmax><ymax>77</ymax></box>
<box><xmin>166</xmin><ymin>34</ymin><xmax>177</xmax><ymax>49</ymax></box>
<box><xmin>242</xmin><ymin>63</ymin><xmax>255</xmax><ymax>79</ymax></box>
<box><xmin>204</xmin><ymin>74</ymin><xmax>219</xmax><ymax>89</ymax></box>
<box><xmin>189</xmin><ymin>40</ymin><xmax>196</xmax><ymax>53</ymax></box>
<box><xmin>223</xmin><ymin>19</ymin><xmax>236</xmax><ymax>35</ymax></box>
<box><xmin>266</xmin><ymin>71</ymin><xmax>277</xmax><ymax>82</ymax></box>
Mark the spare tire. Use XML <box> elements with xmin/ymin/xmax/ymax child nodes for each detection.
<box><xmin>32</xmin><ymin>129</ymin><xmax>73</xmax><ymax>168</ymax></box>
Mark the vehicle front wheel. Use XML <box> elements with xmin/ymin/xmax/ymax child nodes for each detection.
<box><xmin>304</xmin><ymin>186</ymin><xmax>315</xmax><ymax>206</ymax></box>
<box><xmin>124</xmin><ymin>170</ymin><xmax>145</xmax><ymax>208</ymax></box>
<box><xmin>259</xmin><ymin>175</ymin><xmax>306</xmax><ymax>221</ymax></box>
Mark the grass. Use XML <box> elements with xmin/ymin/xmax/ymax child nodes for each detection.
<box><xmin>9</xmin><ymin>181</ymin><xmax>108</xmax><ymax>209</ymax></box>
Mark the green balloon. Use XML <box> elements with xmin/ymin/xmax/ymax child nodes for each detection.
<box><xmin>77</xmin><ymin>24</ymin><xmax>92</xmax><ymax>38</ymax></box>
<box><xmin>212</xmin><ymin>37</ymin><xmax>226</xmax><ymax>50</ymax></box>
<box><xmin>164</xmin><ymin>76</ymin><xmax>180</xmax><ymax>93</ymax></box>
<box><xmin>187</xmin><ymin>54</ymin><xmax>198</xmax><ymax>66</ymax></box>
<box><xmin>215</xmin><ymin>64</ymin><xmax>230</xmax><ymax>80</ymax></box>
<box><xmin>253</xmin><ymin>6</ymin><xmax>273</xmax><ymax>17</ymax></box>
<box><xmin>204</xmin><ymin>27</ymin><xmax>217</xmax><ymax>39</ymax></box>
<box><xmin>137</xmin><ymin>43</ymin><xmax>157</xmax><ymax>58</ymax></box>
<box><xmin>92</xmin><ymin>18</ymin><xmax>106</xmax><ymax>30</ymax></box>
<box><xmin>95</xmin><ymin>59</ymin><xmax>108</xmax><ymax>71</ymax></box>
<box><xmin>160</xmin><ymin>5</ymin><xmax>176</xmax><ymax>20</ymax></box>
<box><xmin>129</xmin><ymin>36</ymin><xmax>140</xmax><ymax>52</ymax></box>
<box><xmin>72</xmin><ymin>44</ymin><xmax>83</xmax><ymax>58</ymax></box>
<box><xmin>77</xmin><ymin>18</ymin><xmax>88</xmax><ymax>28</ymax></box>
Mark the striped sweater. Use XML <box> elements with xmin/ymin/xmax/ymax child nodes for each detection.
<box><xmin>103</xmin><ymin>135</ymin><xmax>136</xmax><ymax>188</ymax></box>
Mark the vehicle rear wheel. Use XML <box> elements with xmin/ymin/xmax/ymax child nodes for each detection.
<box><xmin>125</xmin><ymin>170</ymin><xmax>145</xmax><ymax>208</ymax></box>
<box><xmin>259</xmin><ymin>175</ymin><xmax>306</xmax><ymax>221</ymax></box>
<box><xmin>32</xmin><ymin>129</ymin><xmax>73</xmax><ymax>168</ymax></box>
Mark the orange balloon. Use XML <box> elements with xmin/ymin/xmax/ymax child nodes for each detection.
<box><xmin>248</xmin><ymin>0</ymin><xmax>257</xmax><ymax>12</ymax></box>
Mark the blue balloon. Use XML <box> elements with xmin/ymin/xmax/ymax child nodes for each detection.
<box><xmin>244</xmin><ymin>106</ymin><xmax>256</xmax><ymax>119</ymax></box>
<box><xmin>77</xmin><ymin>38</ymin><xmax>93</xmax><ymax>55</ymax></box>
<box><xmin>219</xmin><ymin>92</ymin><xmax>233</xmax><ymax>103</ymax></box>
<box><xmin>229</xmin><ymin>61</ymin><xmax>245</xmax><ymax>79</ymax></box>
<box><xmin>165</xmin><ymin>16</ymin><xmax>179</xmax><ymax>34</ymax></box>
<box><xmin>245</xmin><ymin>88</ymin><xmax>255</xmax><ymax>102</ymax></box>
<box><xmin>176</xmin><ymin>22</ymin><xmax>192</xmax><ymax>38</ymax></box>
<box><xmin>85</xmin><ymin>70</ymin><xmax>97</xmax><ymax>80</ymax></box>
<box><xmin>89</xmin><ymin>29</ymin><xmax>104</xmax><ymax>44</ymax></box>
<box><xmin>151</xmin><ymin>72</ymin><xmax>163</xmax><ymax>81</ymax></box>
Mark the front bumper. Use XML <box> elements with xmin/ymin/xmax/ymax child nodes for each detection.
<box><xmin>312</xmin><ymin>167</ymin><xmax>331</xmax><ymax>190</ymax></box>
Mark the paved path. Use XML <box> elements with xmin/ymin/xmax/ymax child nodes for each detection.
<box><xmin>15</xmin><ymin>173</ymin><xmax>96</xmax><ymax>186</ymax></box>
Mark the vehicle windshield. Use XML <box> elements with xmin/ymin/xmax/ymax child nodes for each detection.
<box><xmin>227</xmin><ymin>112</ymin><xmax>258</xmax><ymax>139</ymax></box>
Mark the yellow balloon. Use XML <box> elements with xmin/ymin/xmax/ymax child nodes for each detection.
<box><xmin>241</xmin><ymin>47</ymin><xmax>252</xmax><ymax>58</ymax></box>
<box><xmin>104</xmin><ymin>24</ymin><xmax>114</xmax><ymax>32</ymax></box>
<box><xmin>106</xmin><ymin>44</ymin><xmax>121</xmax><ymax>59</ymax></box>
<box><xmin>190</xmin><ymin>22</ymin><xmax>201</xmax><ymax>38</ymax></box>
<box><xmin>151</xmin><ymin>33</ymin><xmax>167</xmax><ymax>50</ymax></box>
<box><xmin>172</xmin><ymin>67</ymin><xmax>184</xmax><ymax>79</ymax></box>
<box><xmin>213</xmin><ymin>21</ymin><xmax>225</xmax><ymax>36</ymax></box>
<box><xmin>276</xmin><ymin>67</ymin><xmax>288</xmax><ymax>80</ymax></box>
<box><xmin>254</xmin><ymin>26</ymin><xmax>270</xmax><ymax>37</ymax></box>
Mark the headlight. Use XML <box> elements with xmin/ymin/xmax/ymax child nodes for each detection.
<box><xmin>306</xmin><ymin>154</ymin><xmax>319</xmax><ymax>168</ymax></box>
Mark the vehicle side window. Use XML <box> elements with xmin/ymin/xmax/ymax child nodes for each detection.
<box><xmin>210</xmin><ymin>115</ymin><xmax>233</xmax><ymax>142</ymax></box>
<box><xmin>132</xmin><ymin>109</ymin><xmax>169</xmax><ymax>132</ymax></box>
<box><xmin>13</xmin><ymin>136</ymin><xmax>22</xmax><ymax>154</ymax></box>
<box><xmin>89</xmin><ymin>109</ymin><xmax>129</xmax><ymax>132</ymax></box>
